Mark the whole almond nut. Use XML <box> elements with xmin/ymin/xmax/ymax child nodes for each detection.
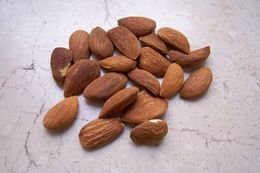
<box><xmin>108</xmin><ymin>26</ymin><xmax>140</xmax><ymax>60</ymax></box>
<box><xmin>43</xmin><ymin>96</ymin><xmax>78</xmax><ymax>130</ymax></box>
<box><xmin>158</xmin><ymin>27</ymin><xmax>190</xmax><ymax>54</ymax></box>
<box><xmin>168</xmin><ymin>46</ymin><xmax>210</xmax><ymax>67</ymax></box>
<box><xmin>50</xmin><ymin>47</ymin><xmax>73</xmax><ymax>86</ymax></box>
<box><xmin>180</xmin><ymin>66</ymin><xmax>213</xmax><ymax>99</ymax></box>
<box><xmin>127</xmin><ymin>69</ymin><xmax>160</xmax><ymax>96</ymax></box>
<box><xmin>64</xmin><ymin>59</ymin><xmax>100</xmax><ymax>97</ymax></box>
<box><xmin>139</xmin><ymin>47</ymin><xmax>170</xmax><ymax>77</ymax></box>
<box><xmin>118</xmin><ymin>16</ymin><xmax>156</xmax><ymax>37</ymax></box>
<box><xmin>89</xmin><ymin>27</ymin><xmax>114</xmax><ymax>58</ymax></box>
<box><xmin>99</xmin><ymin>55</ymin><xmax>136</xmax><ymax>72</ymax></box>
<box><xmin>99</xmin><ymin>87</ymin><xmax>139</xmax><ymax>118</ymax></box>
<box><xmin>139</xmin><ymin>32</ymin><xmax>167</xmax><ymax>54</ymax></box>
<box><xmin>130</xmin><ymin>119</ymin><xmax>168</xmax><ymax>144</ymax></box>
<box><xmin>69</xmin><ymin>30</ymin><xmax>90</xmax><ymax>62</ymax></box>
<box><xmin>79</xmin><ymin>118</ymin><xmax>124</xmax><ymax>149</ymax></box>
<box><xmin>121</xmin><ymin>90</ymin><xmax>168</xmax><ymax>124</ymax></box>
<box><xmin>160</xmin><ymin>63</ymin><xmax>184</xmax><ymax>98</ymax></box>
<box><xmin>83</xmin><ymin>72</ymin><xmax>128</xmax><ymax>101</ymax></box>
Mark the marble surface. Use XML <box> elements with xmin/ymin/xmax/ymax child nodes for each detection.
<box><xmin>0</xmin><ymin>0</ymin><xmax>260</xmax><ymax>172</ymax></box>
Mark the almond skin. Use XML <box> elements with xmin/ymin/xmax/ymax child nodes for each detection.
<box><xmin>89</xmin><ymin>27</ymin><xmax>114</xmax><ymax>58</ymax></box>
<box><xmin>83</xmin><ymin>72</ymin><xmax>128</xmax><ymax>101</ymax></box>
<box><xmin>139</xmin><ymin>47</ymin><xmax>170</xmax><ymax>77</ymax></box>
<box><xmin>168</xmin><ymin>46</ymin><xmax>210</xmax><ymax>67</ymax></box>
<box><xmin>43</xmin><ymin>96</ymin><xmax>78</xmax><ymax>130</ymax></box>
<box><xmin>160</xmin><ymin>63</ymin><xmax>184</xmax><ymax>98</ymax></box>
<box><xmin>130</xmin><ymin>119</ymin><xmax>168</xmax><ymax>144</ymax></box>
<box><xmin>118</xmin><ymin>16</ymin><xmax>156</xmax><ymax>37</ymax></box>
<box><xmin>180</xmin><ymin>67</ymin><xmax>213</xmax><ymax>99</ymax></box>
<box><xmin>99</xmin><ymin>55</ymin><xmax>136</xmax><ymax>72</ymax></box>
<box><xmin>121</xmin><ymin>90</ymin><xmax>168</xmax><ymax>124</ymax></box>
<box><xmin>79</xmin><ymin>118</ymin><xmax>124</xmax><ymax>149</ymax></box>
<box><xmin>64</xmin><ymin>59</ymin><xmax>100</xmax><ymax>97</ymax></box>
<box><xmin>107</xmin><ymin>26</ymin><xmax>140</xmax><ymax>60</ymax></box>
<box><xmin>127</xmin><ymin>69</ymin><xmax>160</xmax><ymax>96</ymax></box>
<box><xmin>158</xmin><ymin>27</ymin><xmax>190</xmax><ymax>54</ymax></box>
<box><xmin>139</xmin><ymin>32</ymin><xmax>167</xmax><ymax>54</ymax></box>
<box><xmin>50</xmin><ymin>47</ymin><xmax>73</xmax><ymax>86</ymax></box>
<box><xmin>69</xmin><ymin>30</ymin><xmax>90</xmax><ymax>62</ymax></box>
<box><xmin>99</xmin><ymin>87</ymin><xmax>139</xmax><ymax>118</ymax></box>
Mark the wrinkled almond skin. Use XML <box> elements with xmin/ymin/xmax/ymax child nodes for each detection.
<box><xmin>139</xmin><ymin>47</ymin><xmax>170</xmax><ymax>77</ymax></box>
<box><xmin>130</xmin><ymin>119</ymin><xmax>168</xmax><ymax>144</ymax></box>
<box><xmin>139</xmin><ymin>33</ymin><xmax>167</xmax><ymax>54</ymax></box>
<box><xmin>158</xmin><ymin>27</ymin><xmax>190</xmax><ymax>54</ymax></box>
<box><xmin>89</xmin><ymin>27</ymin><xmax>114</xmax><ymax>58</ymax></box>
<box><xmin>64</xmin><ymin>59</ymin><xmax>100</xmax><ymax>97</ymax></box>
<box><xmin>79</xmin><ymin>118</ymin><xmax>124</xmax><ymax>149</ymax></box>
<box><xmin>43</xmin><ymin>96</ymin><xmax>78</xmax><ymax>130</ymax></box>
<box><xmin>160</xmin><ymin>63</ymin><xmax>184</xmax><ymax>98</ymax></box>
<box><xmin>50</xmin><ymin>47</ymin><xmax>73</xmax><ymax>86</ymax></box>
<box><xmin>168</xmin><ymin>46</ymin><xmax>210</xmax><ymax>67</ymax></box>
<box><xmin>69</xmin><ymin>30</ymin><xmax>90</xmax><ymax>62</ymax></box>
<box><xmin>180</xmin><ymin>67</ymin><xmax>213</xmax><ymax>99</ymax></box>
<box><xmin>121</xmin><ymin>90</ymin><xmax>168</xmax><ymax>124</ymax></box>
<box><xmin>118</xmin><ymin>16</ymin><xmax>156</xmax><ymax>37</ymax></box>
<box><xmin>127</xmin><ymin>69</ymin><xmax>160</xmax><ymax>96</ymax></box>
<box><xmin>108</xmin><ymin>26</ymin><xmax>140</xmax><ymax>60</ymax></box>
<box><xmin>99</xmin><ymin>87</ymin><xmax>139</xmax><ymax>118</ymax></box>
<box><xmin>83</xmin><ymin>73</ymin><xmax>128</xmax><ymax>101</ymax></box>
<box><xmin>99</xmin><ymin>55</ymin><xmax>136</xmax><ymax>72</ymax></box>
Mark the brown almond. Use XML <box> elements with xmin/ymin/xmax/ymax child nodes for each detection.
<box><xmin>121</xmin><ymin>90</ymin><xmax>168</xmax><ymax>124</ymax></box>
<box><xmin>99</xmin><ymin>87</ymin><xmax>139</xmax><ymax>118</ymax></box>
<box><xmin>160</xmin><ymin>63</ymin><xmax>184</xmax><ymax>98</ymax></box>
<box><xmin>139</xmin><ymin>32</ymin><xmax>167</xmax><ymax>54</ymax></box>
<box><xmin>130</xmin><ymin>119</ymin><xmax>168</xmax><ymax>144</ymax></box>
<box><xmin>99</xmin><ymin>55</ymin><xmax>136</xmax><ymax>72</ymax></box>
<box><xmin>158</xmin><ymin>27</ymin><xmax>190</xmax><ymax>54</ymax></box>
<box><xmin>139</xmin><ymin>47</ymin><xmax>170</xmax><ymax>77</ymax></box>
<box><xmin>50</xmin><ymin>47</ymin><xmax>73</xmax><ymax>86</ymax></box>
<box><xmin>107</xmin><ymin>26</ymin><xmax>140</xmax><ymax>60</ymax></box>
<box><xmin>64</xmin><ymin>59</ymin><xmax>100</xmax><ymax>97</ymax></box>
<box><xmin>180</xmin><ymin>67</ymin><xmax>213</xmax><ymax>99</ymax></box>
<box><xmin>127</xmin><ymin>69</ymin><xmax>160</xmax><ymax>96</ymax></box>
<box><xmin>43</xmin><ymin>96</ymin><xmax>78</xmax><ymax>130</ymax></box>
<box><xmin>83</xmin><ymin>72</ymin><xmax>128</xmax><ymax>101</ymax></box>
<box><xmin>118</xmin><ymin>16</ymin><xmax>156</xmax><ymax>37</ymax></box>
<box><xmin>69</xmin><ymin>30</ymin><xmax>90</xmax><ymax>62</ymax></box>
<box><xmin>79</xmin><ymin>118</ymin><xmax>124</xmax><ymax>149</ymax></box>
<box><xmin>89</xmin><ymin>27</ymin><xmax>114</xmax><ymax>58</ymax></box>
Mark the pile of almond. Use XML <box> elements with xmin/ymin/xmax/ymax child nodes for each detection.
<box><xmin>44</xmin><ymin>16</ymin><xmax>212</xmax><ymax>149</ymax></box>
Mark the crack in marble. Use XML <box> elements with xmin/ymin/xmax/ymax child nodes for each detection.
<box><xmin>0</xmin><ymin>69</ymin><xmax>17</xmax><ymax>91</ymax></box>
<box><xmin>103</xmin><ymin>0</ymin><xmax>112</xmax><ymax>26</ymax></box>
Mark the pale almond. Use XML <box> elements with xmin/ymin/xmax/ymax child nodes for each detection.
<box><xmin>139</xmin><ymin>32</ymin><xmax>167</xmax><ymax>54</ymax></box>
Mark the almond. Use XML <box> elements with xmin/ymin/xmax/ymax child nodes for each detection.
<box><xmin>99</xmin><ymin>55</ymin><xmax>136</xmax><ymax>72</ymax></box>
<box><xmin>118</xmin><ymin>16</ymin><xmax>156</xmax><ymax>37</ymax></box>
<box><xmin>130</xmin><ymin>119</ymin><xmax>168</xmax><ymax>144</ymax></box>
<box><xmin>99</xmin><ymin>87</ymin><xmax>139</xmax><ymax>118</ymax></box>
<box><xmin>83</xmin><ymin>72</ymin><xmax>128</xmax><ymax>101</ymax></box>
<box><xmin>121</xmin><ymin>90</ymin><xmax>168</xmax><ymax>124</ymax></box>
<box><xmin>43</xmin><ymin>96</ymin><xmax>78</xmax><ymax>130</ymax></box>
<box><xmin>89</xmin><ymin>27</ymin><xmax>114</xmax><ymax>58</ymax></box>
<box><xmin>139</xmin><ymin>32</ymin><xmax>167</xmax><ymax>54</ymax></box>
<box><xmin>168</xmin><ymin>46</ymin><xmax>210</xmax><ymax>67</ymax></box>
<box><xmin>158</xmin><ymin>27</ymin><xmax>190</xmax><ymax>54</ymax></box>
<box><xmin>50</xmin><ymin>47</ymin><xmax>73</xmax><ymax>86</ymax></box>
<box><xmin>160</xmin><ymin>63</ymin><xmax>184</xmax><ymax>98</ymax></box>
<box><xmin>139</xmin><ymin>47</ymin><xmax>170</xmax><ymax>77</ymax></box>
<box><xmin>64</xmin><ymin>59</ymin><xmax>100</xmax><ymax>97</ymax></box>
<box><xmin>69</xmin><ymin>30</ymin><xmax>90</xmax><ymax>62</ymax></box>
<box><xmin>180</xmin><ymin>66</ymin><xmax>213</xmax><ymax>99</ymax></box>
<box><xmin>107</xmin><ymin>26</ymin><xmax>140</xmax><ymax>60</ymax></box>
<box><xmin>79</xmin><ymin>118</ymin><xmax>124</xmax><ymax>149</ymax></box>
<box><xmin>127</xmin><ymin>69</ymin><xmax>160</xmax><ymax>96</ymax></box>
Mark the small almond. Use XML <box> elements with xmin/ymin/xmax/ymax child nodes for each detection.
<box><xmin>139</xmin><ymin>32</ymin><xmax>167</xmax><ymax>54</ymax></box>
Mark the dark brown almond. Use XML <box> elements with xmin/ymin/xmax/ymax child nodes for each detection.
<box><xmin>139</xmin><ymin>32</ymin><xmax>167</xmax><ymax>54</ymax></box>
